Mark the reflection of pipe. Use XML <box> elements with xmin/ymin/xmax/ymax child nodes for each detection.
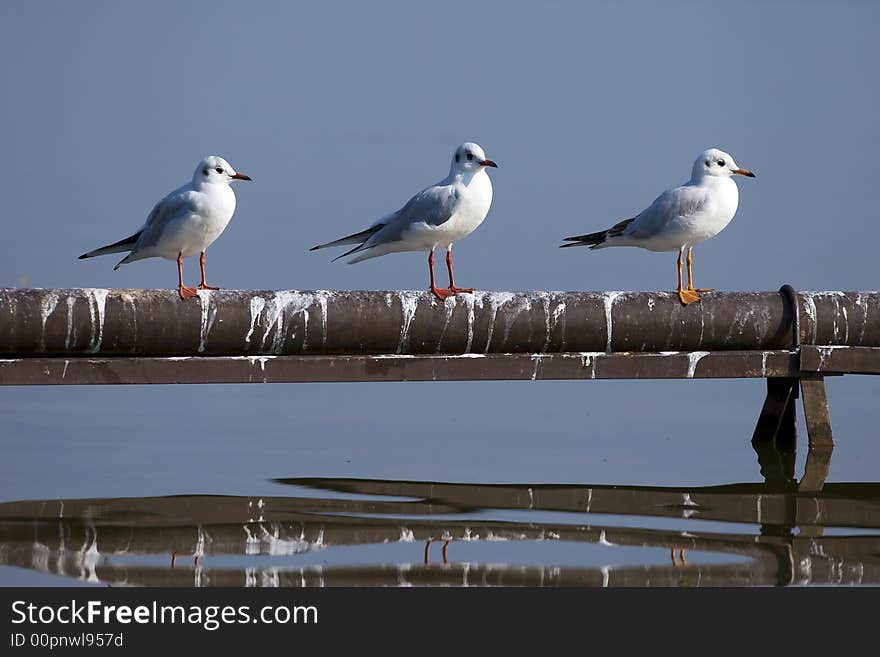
<box><xmin>4</xmin><ymin>289</ymin><xmax>880</xmax><ymax>357</ymax></box>
<box><xmin>1</xmin><ymin>477</ymin><xmax>879</xmax><ymax>587</ymax></box>
<box><xmin>2</xmin><ymin>523</ymin><xmax>876</xmax><ymax>587</ymax></box>
<box><xmin>0</xmin><ymin>552</ymin><xmax>781</xmax><ymax>588</ymax></box>
<box><xmin>278</xmin><ymin>478</ymin><xmax>880</xmax><ymax>529</ymax></box>
<box><xmin>0</xmin><ymin>510</ymin><xmax>784</xmax><ymax>560</ymax></box>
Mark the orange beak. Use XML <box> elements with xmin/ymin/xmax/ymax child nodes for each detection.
<box><xmin>732</xmin><ymin>168</ymin><xmax>755</xmax><ymax>178</ymax></box>
<box><xmin>479</xmin><ymin>159</ymin><xmax>498</xmax><ymax>168</ymax></box>
<box><xmin>231</xmin><ymin>172</ymin><xmax>252</xmax><ymax>181</ymax></box>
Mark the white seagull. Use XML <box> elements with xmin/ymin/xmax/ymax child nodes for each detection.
<box><xmin>311</xmin><ymin>142</ymin><xmax>497</xmax><ymax>300</ymax></box>
<box><xmin>79</xmin><ymin>155</ymin><xmax>251</xmax><ymax>300</ymax></box>
<box><xmin>561</xmin><ymin>148</ymin><xmax>755</xmax><ymax>305</ymax></box>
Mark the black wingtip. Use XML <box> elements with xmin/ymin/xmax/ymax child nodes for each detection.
<box><xmin>309</xmin><ymin>245</ymin><xmax>320</xmax><ymax>251</ymax></box>
<box><xmin>78</xmin><ymin>253</ymin><xmax>88</xmax><ymax>259</ymax></box>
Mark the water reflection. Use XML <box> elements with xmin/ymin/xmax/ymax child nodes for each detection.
<box><xmin>1</xmin><ymin>448</ymin><xmax>878</xmax><ymax>586</ymax></box>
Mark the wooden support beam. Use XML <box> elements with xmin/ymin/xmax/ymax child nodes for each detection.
<box><xmin>801</xmin><ymin>345</ymin><xmax>880</xmax><ymax>374</ymax></box>
<box><xmin>799</xmin><ymin>447</ymin><xmax>832</xmax><ymax>494</ymax></box>
<box><xmin>0</xmin><ymin>350</ymin><xmax>800</xmax><ymax>386</ymax></box>
<box><xmin>800</xmin><ymin>375</ymin><xmax>834</xmax><ymax>451</ymax></box>
<box><xmin>752</xmin><ymin>377</ymin><xmax>799</xmax><ymax>449</ymax></box>
<box><xmin>752</xmin><ymin>440</ymin><xmax>797</xmax><ymax>486</ymax></box>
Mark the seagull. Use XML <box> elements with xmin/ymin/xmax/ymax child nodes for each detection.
<box><xmin>79</xmin><ymin>155</ymin><xmax>251</xmax><ymax>300</ymax></box>
<box><xmin>561</xmin><ymin>148</ymin><xmax>755</xmax><ymax>305</ymax></box>
<box><xmin>311</xmin><ymin>142</ymin><xmax>497</xmax><ymax>300</ymax></box>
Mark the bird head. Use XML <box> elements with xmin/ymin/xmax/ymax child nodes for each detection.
<box><xmin>451</xmin><ymin>142</ymin><xmax>497</xmax><ymax>173</ymax></box>
<box><xmin>194</xmin><ymin>155</ymin><xmax>252</xmax><ymax>187</ymax></box>
<box><xmin>692</xmin><ymin>148</ymin><xmax>754</xmax><ymax>180</ymax></box>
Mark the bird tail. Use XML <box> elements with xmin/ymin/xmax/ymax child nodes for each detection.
<box><xmin>78</xmin><ymin>231</ymin><xmax>142</xmax><ymax>260</ymax></box>
<box><xmin>560</xmin><ymin>218</ymin><xmax>634</xmax><ymax>250</ymax></box>
<box><xmin>113</xmin><ymin>253</ymin><xmax>136</xmax><ymax>271</ymax></box>
<box><xmin>310</xmin><ymin>224</ymin><xmax>385</xmax><ymax>261</ymax></box>
<box><xmin>310</xmin><ymin>225</ymin><xmax>383</xmax><ymax>251</ymax></box>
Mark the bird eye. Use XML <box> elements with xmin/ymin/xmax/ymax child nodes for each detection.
<box><xmin>215</xmin><ymin>167</ymin><xmax>224</xmax><ymax>174</ymax></box>
<box><xmin>466</xmin><ymin>152</ymin><xmax>474</xmax><ymax>160</ymax></box>
<box><xmin>717</xmin><ymin>159</ymin><xmax>725</xmax><ymax>167</ymax></box>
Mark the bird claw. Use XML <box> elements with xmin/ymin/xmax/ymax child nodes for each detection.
<box><xmin>431</xmin><ymin>286</ymin><xmax>456</xmax><ymax>301</ymax></box>
<box><xmin>178</xmin><ymin>285</ymin><xmax>199</xmax><ymax>300</ymax></box>
<box><xmin>678</xmin><ymin>289</ymin><xmax>701</xmax><ymax>305</ymax></box>
<box><xmin>198</xmin><ymin>284</ymin><xmax>220</xmax><ymax>291</ymax></box>
<box><xmin>449</xmin><ymin>286</ymin><xmax>474</xmax><ymax>294</ymax></box>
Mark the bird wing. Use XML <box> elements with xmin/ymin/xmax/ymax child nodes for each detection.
<box><xmin>132</xmin><ymin>186</ymin><xmax>201</xmax><ymax>250</ymax></box>
<box><xmin>367</xmin><ymin>183</ymin><xmax>460</xmax><ymax>246</ymax></box>
<box><xmin>311</xmin><ymin>182</ymin><xmax>459</xmax><ymax>260</ymax></box>
<box><xmin>330</xmin><ymin>183</ymin><xmax>459</xmax><ymax>261</ymax></box>
<box><xmin>624</xmin><ymin>184</ymin><xmax>709</xmax><ymax>239</ymax></box>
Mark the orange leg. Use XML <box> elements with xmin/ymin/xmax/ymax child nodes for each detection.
<box><xmin>686</xmin><ymin>247</ymin><xmax>713</xmax><ymax>293</ymax></box>
<box><xmin>677</xmin><ymin>249</ymin><xmax>699</xmax><ymax>305</ymax></box>
<box><xmin>428</xmin><ymin>250</ymin><xmax>454</xmax><ymax>300</ymax></box>
<box><xmin>177</xmin><ymin>253</ymin><xmax>198</xmax><ymax>300</ymax></box>
<box><xmin>198</xmin><ymin>251</ymin><xmax>220</xmax><ymax>291</ymax></box>
<box><xmin>446</xmin><ymin>248</ymin><xmax>473</xmax><ymax>294</ymax></box>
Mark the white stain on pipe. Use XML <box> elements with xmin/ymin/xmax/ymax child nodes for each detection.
<box><xmin>244</xmin><ymin>296</ymin><xmax>266</xmax><ymax>348</ymax></box>
<box><xmin>64</xmin><ymin>296</ymin><xmax>76</xmax><ymax>349</ymax></box>
<box><xmin>196</xmin><ymin>290</ymin><xmax>216</xmax><ymax>353</ymax></box>
<box><xmin>603</xmin><ymin>291</ymin><xmax>624</xmax><ymax>352</ymax></box>
<box><xmin>396</xmin><ymin>291</ymin><xmax>421</xmax><ymax>354</ymax></box>
<box><xmin>39</xmin><ymin>291</ymin><xmax>59</xmax><ymax>351</ymax></box>
<box><xmin>86</xmin><ymin>289</ymin><xmax>108</xmax><ymax>353</ymax></box>
<box><xmin>483</xmin><ymin>292</ymin><xmax>515</xmax><ymax>353</ymax></box>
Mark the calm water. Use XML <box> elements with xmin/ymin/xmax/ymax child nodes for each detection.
<box><xmin>2</xmin><ymin>377</ymin><xmax>879</xmax><ymax>587</ymax></box>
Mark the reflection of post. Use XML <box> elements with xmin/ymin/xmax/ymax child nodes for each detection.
<box><xmin>752</xmin><ymin>441</ymin><xmax>797</xmax><ymax>486</ymax></box>
<box><xmin>752</xmin><ymin>377</ymin><xmax>798</xmax><ymax>449</ymax></box>
<box><xmin>800</xmin><ymin>375</ymin><xmax>834</xmax><ymax>451</ymax></box>
<box><xmin>799</xmin><ymin>444</ymin><xmax>832</xmax><ymax>494</ymax></box>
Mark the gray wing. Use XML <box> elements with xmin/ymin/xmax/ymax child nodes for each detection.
<box><xmin>381</xmin><ymin>184</ymin><xmax>459</xmax><ymax>236</ymax></box>
<box><xmin>361</xmin><ymin>184</ymin><xmax>460</xmax><ymax>249</ymax></box>
<box><xmin>132</xmin><ymin>187</ymin><xmax>200</xmax><ymax>250</ymax></box>
<box><xmin>625</xmin><ymin>184</ymin><xmax>709</xmax><ymax>239</ymax></box>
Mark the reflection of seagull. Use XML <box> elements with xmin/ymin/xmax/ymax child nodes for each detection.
<box><xmin>311</xmin><ymin>142</ymin><xmax>497</xmax><ymax>300</ymax></box>
<box><xmin>424</xmin><ymin>538</ymin><xmax>452</xmax><ymax>565</ymax></box>
<box><xmin>561</xmin><ymin>148</ymin><xmax>754</xmax><ymax>305</ymax></box>
<box><xmin>671</xmin><ymin>547</ymin><xmax>687</xmax><ymax>567</ymax></box>
<box><xmin>79</xmin><ymin>156</ymin><xmax>252</xmax><ymax>300</ymax></box>
<box><xmin>171</xmin><ymin>551</ymin><xmax>200</xmax><ymax>568</ymax></box>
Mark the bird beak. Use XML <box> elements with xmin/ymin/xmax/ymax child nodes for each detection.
<box><xmin>731</xmin><ymin>168</ymin><xmax>755</xmax><ymax>178</ymax></box>
<box><xmin>479</xmin><ymin>159</ymin><xmax>498</xmax><ymax>168</ymax></box>
<box><xmin>231</xmin><ymin>172</ymin><xmax>252</xmax><ymax>181</ymax></box>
